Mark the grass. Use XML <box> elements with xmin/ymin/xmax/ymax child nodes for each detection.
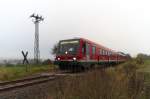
<box><xmin>48</xmin><ymin>61</ymin><xmax>146</xmax><ymax>99</ymax></box>
<box><xmin>0</xmin><ymin>64</ymin><xmax>55</xmax><ymax>81</ymax></box>
<box><xmin>137</xmin><ymin>60</ymin><xmax>150</xmax><ymax>73</ymax></box>
<box><xmin>1</xmin><ymin>59</ymin><xmax>150</xmax><ymax>99</ymax></box>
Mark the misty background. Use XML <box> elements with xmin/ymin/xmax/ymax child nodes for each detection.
<box><xmin>0</xmin><ymin>0</ymin><xmax>149</xmax><ymax>60</ymax></box>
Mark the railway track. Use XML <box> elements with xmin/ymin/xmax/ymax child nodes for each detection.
<box><xmin>0</xmin><ymin>74</ymin><xmax>55</xmax><ymax>92</ymax></box>
<box><xmin>0</xmin><ymin>70</ymin><xmax>84</xmax><ymax>93</ymax></box>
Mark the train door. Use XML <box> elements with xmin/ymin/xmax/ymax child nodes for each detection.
<box><xmin>82</xmin><ymin>42</ymin><xmax>86</xmax><ymax>57</ymax></box>
<box><xmin>86</xmin><ymin>43</ymin><xmax>90</xmax><ymax>61</ymax></box>
<box><xmin>92</xmin><ymin>46</ymin><xmax>96</xmax><ymax>60</ymax></box>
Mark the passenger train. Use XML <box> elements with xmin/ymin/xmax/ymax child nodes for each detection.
<box><xmin>54</xmin><ymin>38</ymin><xmax>128</xmax><ymax>70</ymax></box>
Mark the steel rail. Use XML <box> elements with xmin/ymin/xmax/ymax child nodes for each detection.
<box><xmin>0</xmin><ymin>74</ymin><xmax>55</xmax><ymax>92</ymax></box>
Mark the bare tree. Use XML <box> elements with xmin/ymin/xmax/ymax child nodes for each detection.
<box><xmin>51</xmin><ymin>43</ymin><xmax>59</xmax><ymax>55</ymax></box>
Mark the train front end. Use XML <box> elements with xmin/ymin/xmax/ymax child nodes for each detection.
<box><xmin>54</xmin><ymin>38</ymin><xmax>82</xmax><ymax>70</ymax></box>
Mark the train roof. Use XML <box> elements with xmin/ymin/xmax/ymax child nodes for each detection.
<box><xmin>117</xmin><ymin>52</ymin><xmax>127</xmax><ymax>56</ymax></box>
<box><xmin>80</xmin><ymin>38</ymin><xmax>117</xmax><ymax>54</ymax></box>
<box><xmin>59</xmin><ymin>37</ymin><xmax>118</xmax><ymax>54</ymax></box>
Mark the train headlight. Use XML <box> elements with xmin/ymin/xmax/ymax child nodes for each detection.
<box><xmin>57</xmin><ymin>57</ymin><xmax>60</xmax><ymax>60</ymax></box>
<box><xmin>73</xmin><ymin>57</ymin><xmax>76</xmax><ymax>61</ymax></box>
<box><xmin>65</xmin><ymin>51</ymin><xmax>68</xmax><ymax>54</ymax></box>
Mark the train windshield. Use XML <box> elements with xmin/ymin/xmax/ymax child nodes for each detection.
<box><xmin>58</xmin><ymin>40</ymin><xmax>79</xmax><ymax>55</ymax></box>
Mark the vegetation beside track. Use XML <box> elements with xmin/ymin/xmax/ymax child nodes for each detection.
<box><xmin>0</xmin><ymin>64</ymin><xmax>55</xmax><ymax>81</ymax></box>
<box><xmin>1</xmin><ymin>57</ymin><xmax>150</xmax><ymax>99</ymax></box>
<box><xmin>48</xmin><ymin>59</ymin><xmax>150</xmax><ymax>99</ymax></box>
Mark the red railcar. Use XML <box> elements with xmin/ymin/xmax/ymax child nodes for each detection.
<box><xmin>54</xmin><ymin>38</ymin><xmax>127</xmax><ymax>70</ymax></box>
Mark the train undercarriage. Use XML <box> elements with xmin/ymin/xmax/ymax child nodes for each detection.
<box><xmin>54</xmin><ymin>61</ymin><xmax>123</xmax><ymax>72</ymax></box>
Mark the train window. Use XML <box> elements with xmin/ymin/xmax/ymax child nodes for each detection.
<box><xmin>69</xmin><ymin>48</ymin><xmax>74</xmax><ymax>51</ymax></box>
<box><xmin>108</xmin><ymin>52</ymin><xmax>110</xmax><ymax>55</ymax></box>
<box><xmin>102</xmin><ymin>50</ymin><xmax>103</xmax><ymax>55</ymax></box>
<box><xmin>109</xmin><ymin>52</ymin><xmax>111</xmax><ymax>55</ymax></box>
<box><xmin>92</xmin><ymin>46</ymin><xmax>96</xmax><ymax>55</ymax></box>
<box><xmin>82</xmin><ymin>43</ymin><xmax>86</xmax><ymax>54</ymax></box>
<box><xmin>104</xmin><ymin>50</ymin><xmax>106</xmax><ymax>55</ymax></box>
<box><xmin>102</xmin><ymin>50</ymin><xmax>104</xmax><ymax>55</ymax></box>
<box><xmin>101</xmin><ymin>49</ymin><xmax>103</xmax><ymax>55</ymax></box>
<box><xmin>82</xmin><ymin>48</ymin><xmax>84</xmax><ymax>54</ymax></box>
<box><xmin>99</xmin><ymin>49</ymin><xmax>102</xmax><ymax>55</ymax></box>
<box><xmin>86</xmin><ymin>43</ymin><xmax>90</xmax><ymax>55</ymax></box>
<box><xmin>105</xmin><ymin>51</ymin><xmax>107</xmax><ymax>55</ymax></box>
<box><xmin>59</xmin><ymin>40</ymin><xmax>79</xmax><ymax>55</ymax></box>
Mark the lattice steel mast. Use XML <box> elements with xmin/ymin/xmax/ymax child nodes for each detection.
<box><xmin>30</xmin><ymin>13</ymin><xmax>44</xmax><ymax>63</ymax></box>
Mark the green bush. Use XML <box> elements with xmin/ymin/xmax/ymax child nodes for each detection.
<box><xmin>136</xmin><ymin>57</ymin><xmax>144</xmax><ymax>64</ymax></box>
<box><xmin>42</xmin><ymin>59</ymin><xmax>52</xmax><ymax>65</ymax></box>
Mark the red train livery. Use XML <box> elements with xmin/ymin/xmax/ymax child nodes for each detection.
<box><xmin>54</xmin><ymin>38</ymin><xmax>128</xmax><ymax>70</ymax></box>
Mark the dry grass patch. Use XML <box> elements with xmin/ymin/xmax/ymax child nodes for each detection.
<box><xmin>51</xmin><ymin>63</ymin><xmax>144</xmax><ymax>99</ymax></box>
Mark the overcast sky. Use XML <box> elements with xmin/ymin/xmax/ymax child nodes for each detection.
<box><xmin>0</xmin><ymin>0</ymin><xmax>150</xmax><ymax>59</ymax></box>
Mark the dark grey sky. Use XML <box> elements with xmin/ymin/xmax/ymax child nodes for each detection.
<box><xmin>0</xmin><ymin>0</ymin><xmax>150</xmax><ymax>59</ymax></box>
